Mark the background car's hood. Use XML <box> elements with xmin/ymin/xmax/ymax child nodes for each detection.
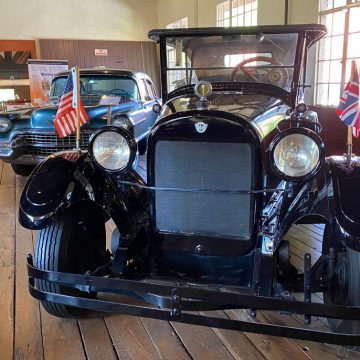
<box><xmin>30</xmin><ymin>100</ymin><xmax>141</xmax><ymax>128</ymax></box>
<box><xmin>0</xmin><ymin>107</ymin><xmax>34</xmax><ymax>119</ymax></box>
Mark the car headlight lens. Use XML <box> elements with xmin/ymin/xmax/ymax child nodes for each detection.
<box><xmin>92</xmin><ymin>131</ymin><xmax>131</xmax><ymax>171</ymax></box>
<box><xmin>273</xmin><ymin>133</ymin><xmax>320</xmax><ymax>178</ymax></box>
<box><xmin>112</xmin><ymin>116</ymin><xmax>131</xmax><ymax>130</ymax></box>
<box><xmin>0</xmin><ymin>116</ymin><xmax>12</xmax><ymax>132</ymax></box>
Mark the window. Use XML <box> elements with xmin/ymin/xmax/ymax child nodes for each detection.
<box><xmin>216</xmin><ymin>0</ymin><xmax>257</xmax><ymax>27</ymax></box>
<box><xmin>166</xmin><ymin>18</ymin><xmax>189</xmax><ymax>92</ymax></box>
<box><xmin>224</xmin><ymin>53</ymin><xmax>271</xmax><ymax>67</ymax></box>
<box><xmin>51</xmin><ymin>76</ymin><xmax>140</xmax><ymax>100</ymax></box>
<box><xmin>316</xmin><ymin>0</ymin><xmax>360</xmax><ymax>106</ymax></box>
<box><xmin>145</xmin><ymin>79</ymin><xmax>157</xmax><ymax>99</ymax></box>
<box><xmin>0</xmin><ymin>89</ymin><xmax>15</xmax><ymax>102</ymax></box>
<box><xmin>166</xmin><ymin>17</ymin><xmax>188</xmax><ymax>29</ymax></box>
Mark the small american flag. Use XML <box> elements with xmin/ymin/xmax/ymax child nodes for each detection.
<box><xmin>54</xmin><ymin>71</ymin><xmax>88</xmax><ymax>138</ymax></box>
<box><xmin>336</xmin><ymin>60</ymin><xmax>360</xmax><ymax>138</ymax></box>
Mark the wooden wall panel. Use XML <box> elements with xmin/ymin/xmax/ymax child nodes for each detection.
<box><xmin>39</xmin><ymin>39</ymin><xmax>160</xmax><ymax>92</ymax></box>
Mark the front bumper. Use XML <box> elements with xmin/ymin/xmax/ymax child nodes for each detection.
<box><xmin>27</xmin><ymin>255</ymin><xmax>360</xmax><ymax>346</ymax></box>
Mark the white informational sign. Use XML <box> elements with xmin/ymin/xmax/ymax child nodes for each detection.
<box><xmin>99</xmin><ymin>95</ymin><xmax>121</xmax><ymax>106</ymax></box>
<box><xmin>95</xmin><ymin>49</ymin><xmax>108</xmax><ymax>56</ymax></box>
<box><xmin>28</xmin><ymin>59</ymin><xmax>68</xmax><ymax>106</ymax></box>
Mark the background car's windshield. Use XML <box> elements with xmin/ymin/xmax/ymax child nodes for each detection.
<box><xmin>165</xmin><ymin>33</ymin><xmax>298</xmax><ymax>93</ymax></box>
<box><xmin>50</xmin><ymin>75</ymin><xmax>140</xmax><ymax>104</ymax></box>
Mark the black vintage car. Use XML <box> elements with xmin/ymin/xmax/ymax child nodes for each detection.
<box><xmin>19</xmin><ymin>25</ymin><xmax>360</xmax><ymax>346</ymax></box>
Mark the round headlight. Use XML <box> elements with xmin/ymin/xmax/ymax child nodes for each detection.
<box><xmin>91</xmin><ymin>129</ymin><xmax>136</xmax><ymax>172</ymax></box>
<box><xmin>112</xmin><ymin>116</ymin><xmax>131</xmax><ymax>130</ymax></box>
<box><xmin>0</xmin><ymin>116</ymin><xmax>12</xmax><ymax>133</ymax></box>
<box><xmin>272</xmin><ymin>133</ymin><xmax>321</xmax><ymax>178</ymax></box>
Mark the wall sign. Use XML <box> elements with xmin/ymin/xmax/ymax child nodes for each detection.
<box><xmin>95</xmin><ymin>49</ymin><xmax>108</xmax><ymax>56</ymax></box>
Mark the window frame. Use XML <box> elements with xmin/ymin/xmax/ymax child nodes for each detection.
<box><xmin>315</xmin><ymin>0</ymin><xmax>360</xmax><ymax>106</ymax></box>
<box><xmin>166</xmin><ymin>18</ymin><xmax>189</xmax><ymax>93</ymax></box>
<box><xmin>216</xmin><ymin>0</ymin><xmax>258</xmax><ymax>28</ymax></box>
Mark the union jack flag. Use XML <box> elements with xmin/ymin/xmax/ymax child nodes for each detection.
<box><xmin>336</xmin><ymin>60</ymin><xmax>360</xmax><ymax>138</ymax></box>
<box><xmin>54</xmin><ymin>71</ymin><xmax>88</xmax><ymax>138</ymax></box>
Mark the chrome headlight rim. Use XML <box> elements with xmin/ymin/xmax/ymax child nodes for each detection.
<box><xmin>269</xmin><ymin>128</ymin><xmax>325</xmax><ymax>182</ymax></box>
<box><xmin>0</xmin><ymin>116</ymin><xmax>13</xmax><ymax>133</ymax></box>
<box><xmin>88</xmin><ymin>126</ymin><xmax>137</xmax><ymax>174</ymax></box>
<box><xmin>111</xmin><ymin>115</ymin><xmax>132</xmax><ymax>130</ymax></box>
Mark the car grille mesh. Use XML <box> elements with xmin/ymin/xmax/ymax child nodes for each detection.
<box><xmin>154</xmin><ymin>141</ymin><xmax>252</xmax><ymax>239</ymax></box>
<box><xmin>12</xmin><ymin>132</ymin><xmax>92</xmax><ymax>157</ymax></box>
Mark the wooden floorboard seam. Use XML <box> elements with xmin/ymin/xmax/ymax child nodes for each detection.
<box><xmin>102</xmin><ymin>317</ymin><xmax>121</xmax><ymax>360</ymax></box>
<box><xmin>11</xmin><ymin>174</ymin><xmax>16</xmax><ymax>360</ymax></box>
<box><xmin>77</xmin><ymin>320</ymin><xmax>89</xmax><ymax>360</ymax></box>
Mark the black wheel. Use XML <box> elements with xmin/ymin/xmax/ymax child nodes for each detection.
<box><xmin>323</xmin><ymin>225</ymin><xmax>360</xmax><ymax>350</ymax></box>
<box><xmin>11</xmin><ymin>164</ymin><xmax>35</xmax><ymax>176</ymax></box>
<box><xmin>34</xmin><ymin>206</ymin><xmax>108</xmax><ymax>318</ymax></box>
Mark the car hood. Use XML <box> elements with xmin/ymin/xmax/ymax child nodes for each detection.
<box><xmin>211</xmin><ymin>94</ymin><xmax>290</xmax><ymax>140</ymax></box>
<box><xmin>163</xmin><ymin>92</ymin><xmax>290</xmax><ymax>139</ymax></box>
<box><xmin>28</xmin><ymin>100</ymin><xmax>141</xmax><ymax>127</ymax></box>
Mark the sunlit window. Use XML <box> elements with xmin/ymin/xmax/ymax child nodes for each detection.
<box><xmin>217</xmin><ymin>0</ymin><xmax>257</xmax><ymax>27</ymax></box>
<box><xmin>166</xmin><ymin>17</ymin><xmax>188</xmax><ymax>29</ymax></box>
<box><xmin>316</xmin><ymin>0</ymin><xmax>360</xmax><ymax>106</ymax></box>
<box><xmin>225</xmin><ymin>53</ymin><xmax>271</xmax><ymax>67</ymax></box>
<box><xmin>0</xmin><ymin>89</ymin><xmax>15</xmax><ymax>102</ymax></box>
<box><xmin>166</xmin><ymin>18</ymin><xmax>189</xmax><ymax>93</ymax></box>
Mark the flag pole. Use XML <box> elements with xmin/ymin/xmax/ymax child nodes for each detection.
<box><xmin>346</xmin><ymin>125</ymin><xmax>353</xmax><ymax>166</ymax></box>
<box><xmin>75</xmin><ymin>66</ymin><xmax>81</xmax><ymax>151</ymax></box>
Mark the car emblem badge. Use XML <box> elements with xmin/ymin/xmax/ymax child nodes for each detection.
<box><xmin>195</xmin><ymin>122</ymin><xmax>208</xmax><ymax>133</ymax></box>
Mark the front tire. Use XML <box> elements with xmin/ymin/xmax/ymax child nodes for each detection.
<box><xmin>323</xmin><ymin>225</ymin><xmax>360</xmax><ymax>350</ymax></box>
<box><xmin>35</xmin><ymin>206</ymin><xmax>108</xmax><ymax>318</ymax></box>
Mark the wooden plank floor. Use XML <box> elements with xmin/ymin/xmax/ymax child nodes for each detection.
<box><xmin>1</xmin><ymin>159</ymin><xmax>360</xmax><ymax>360</ymax></box>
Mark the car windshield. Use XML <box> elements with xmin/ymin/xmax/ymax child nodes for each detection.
<box><xmin>50</xmin><ymin>75</ymin><xmax>140</xmax><ymax>105</ymax></box>
<box><xmin>165</xmin><ymin>33</ymin><xmax>298</xmax><ymax>93</ymax></box>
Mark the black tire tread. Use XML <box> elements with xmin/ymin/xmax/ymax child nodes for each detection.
<box><xmin>35</xmin><ymin>221</ymin><xmax>71</xmax><ymax>317</ymax></box>
<box><xmin>323</xmin><ymin>224</ymin><xmax>360</xmax><ymax>352</ymax></box>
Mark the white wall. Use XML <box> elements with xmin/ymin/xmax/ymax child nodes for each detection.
<box><xmin>0</xmin><ymin>0</ymin><xmax>320</xmax><ymax>40</ymax></box>
<box><xmin>156</xmin><ymin>0</ymin><xmax>319</xmax><ymax>28</ymax></box>
<box><xmin>0</xmin><ymin>0</ymin><xmax>157</xmax><ymax>41</ymax></box>
<box><xmin>0</xmin><ymin>0</ymin><xmax>321</xmax><ymax>40</ymax></box>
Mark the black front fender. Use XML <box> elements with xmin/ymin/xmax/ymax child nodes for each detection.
<box><xmin>328</xmin><ymin>157</ymin><xmax>360</xmax><ymax>250</ymax></box>
<box><xmin>19</xmin><ymin>153</ymin><xmax>105</xmax><ymax>229</ymax></box>
<box><xmin>19</xmin><ymin>152</ymin><xmax>147</xmax><ymax>232</ymax></box>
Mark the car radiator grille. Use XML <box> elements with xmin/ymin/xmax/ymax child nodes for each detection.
<box><xmin>12</xmin><ymin>132</ymin><xmax>92</xmax><ymax>157</ymax></box>
<box><xmin>154</xmin><ymin>141</ymin><xmax>253</xmax><ymax>239</ymax></box>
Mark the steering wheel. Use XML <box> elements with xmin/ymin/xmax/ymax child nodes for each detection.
<box><xmin>230</xmin><ymin>56</ymin><xmax>289</xmax><ymax>88</ymax></box>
